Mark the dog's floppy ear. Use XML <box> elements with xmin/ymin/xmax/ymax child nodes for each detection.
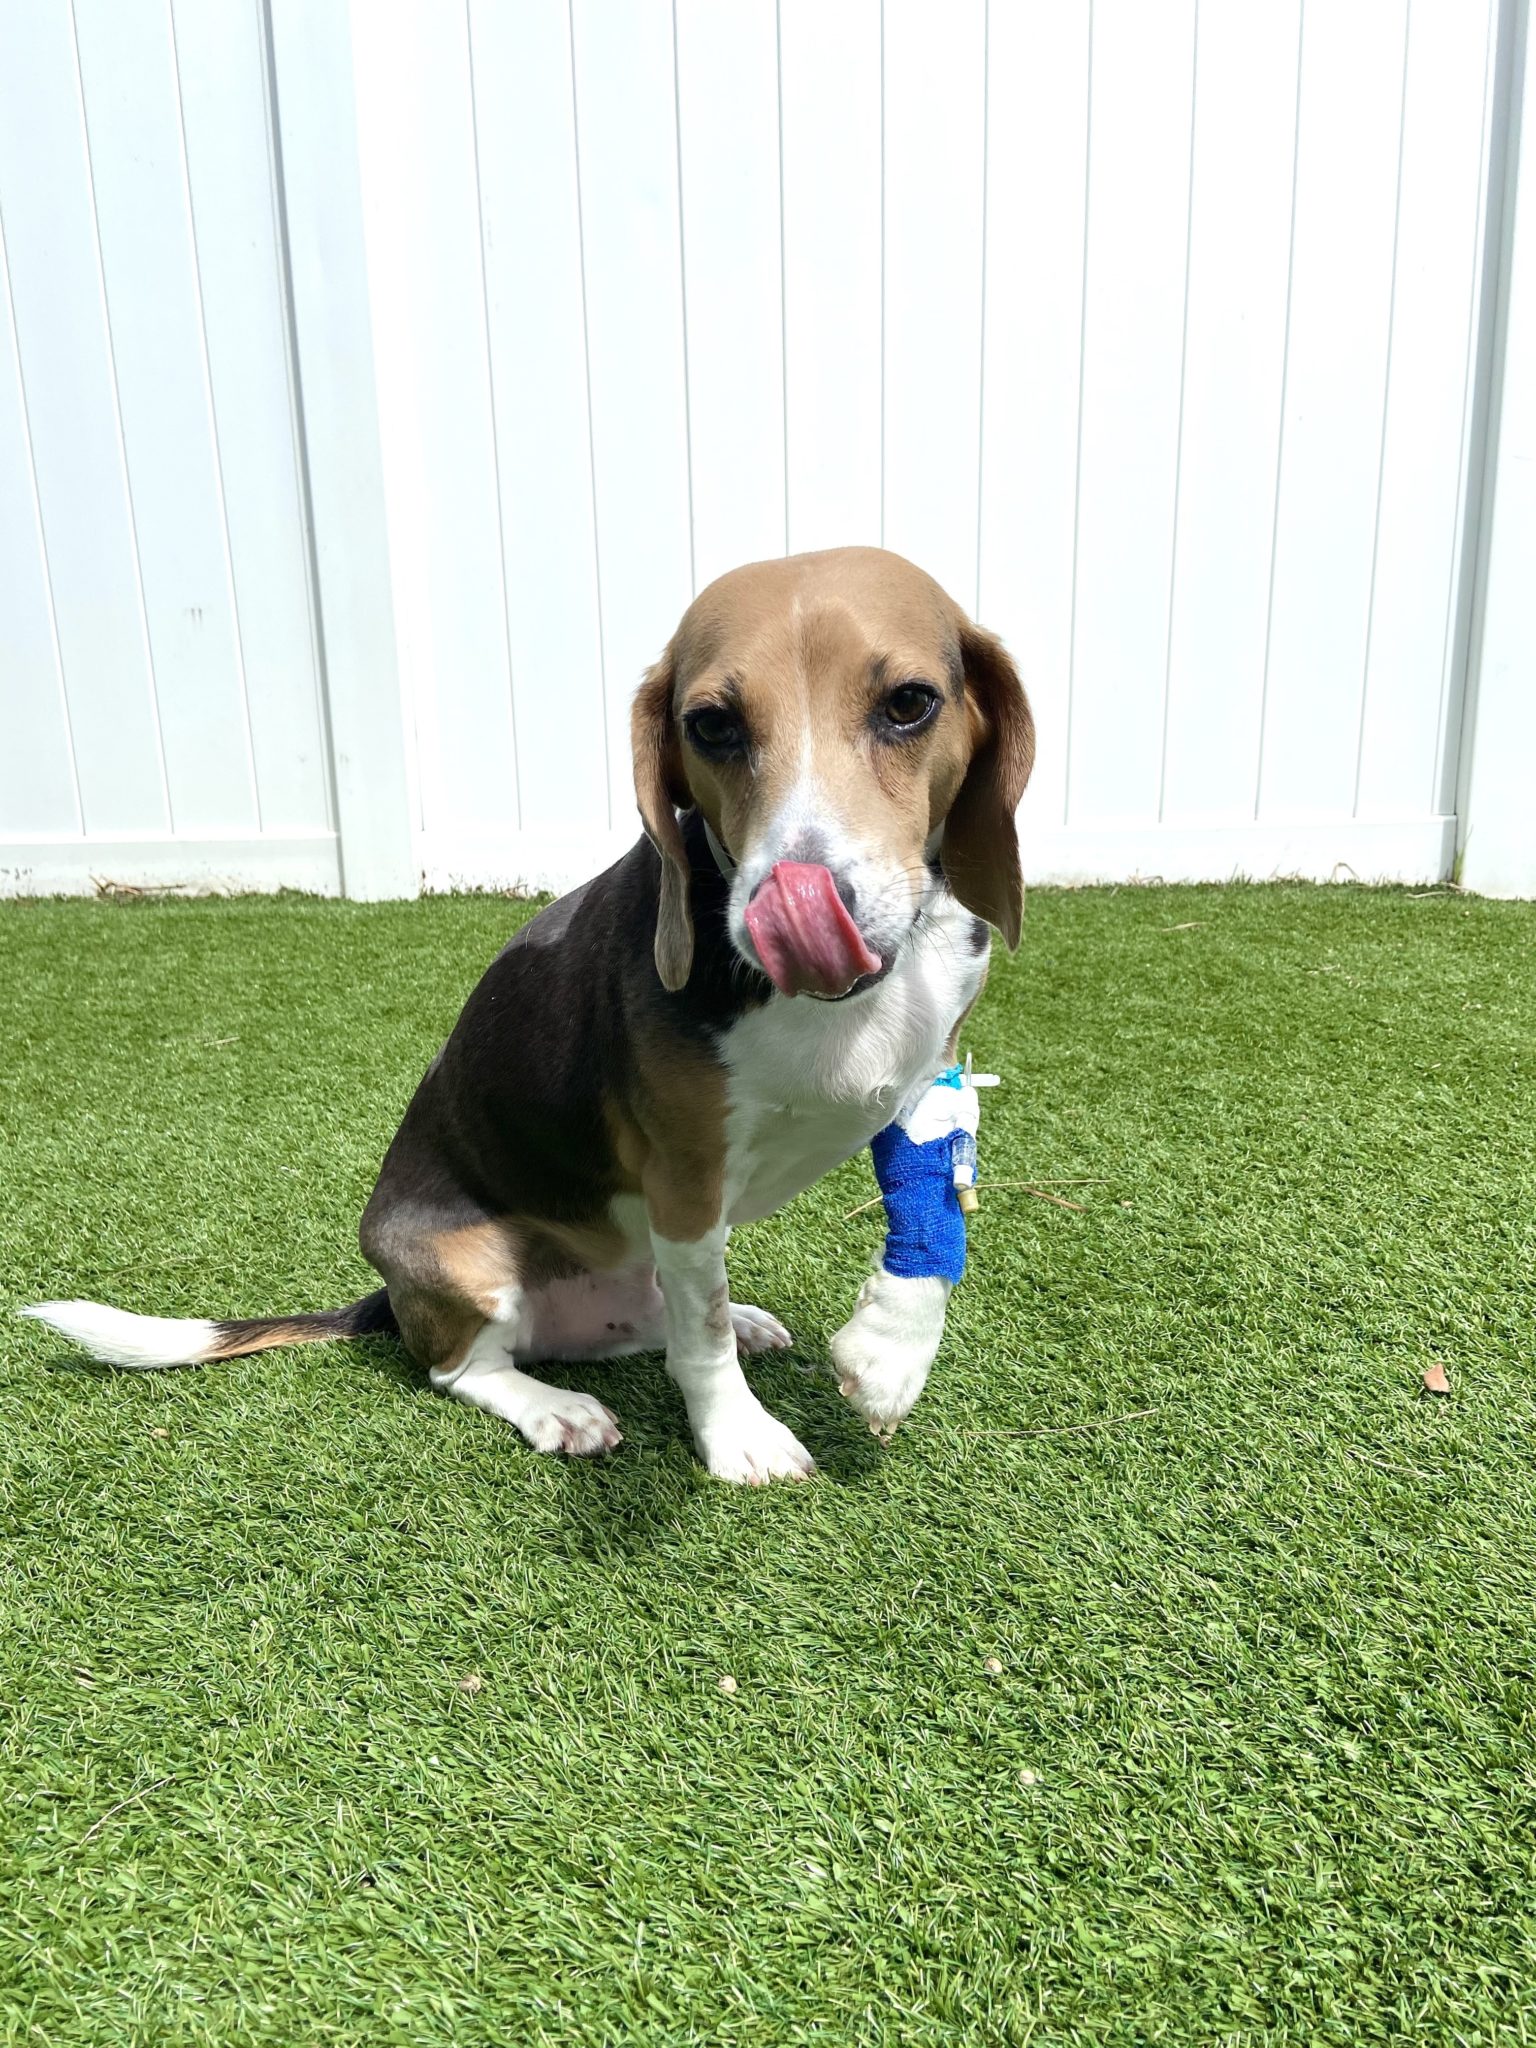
<box><xmin>941</xmin><ymin>624</ymin><xmax>1036</xmax><ymax>949</ymax></box>
<box><xmin>632</xmin><ymin>645</ymin><xmax>695</xmax><ymax>992</ymax></box>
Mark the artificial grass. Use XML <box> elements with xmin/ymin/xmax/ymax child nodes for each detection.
<box><xmin>2</xmin><ymin>880</ymin><xmax>1534</xmax><ymax>2047</ymax></box>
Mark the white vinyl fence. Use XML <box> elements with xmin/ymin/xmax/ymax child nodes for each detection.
<box><xmin>2</xmin><ymin>0</ymin><xmax>1533</xmax><ymax>900</ymax></box>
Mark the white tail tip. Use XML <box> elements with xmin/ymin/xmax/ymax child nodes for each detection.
<box><xmin>20</xmin><ymin>1300</ymin><xmax>217</xmax><ymax>1369</ymax></box>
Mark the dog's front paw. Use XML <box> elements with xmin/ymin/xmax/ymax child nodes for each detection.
<box><xmin>694</xmin><ymin>1396</ymin><xmax>815</xmax><ymax>1485</ymax></box>
<box><xmin>830</xmin><ymin>1268</ymin><xmax>950</xmax><ymax>1437</ymax></box>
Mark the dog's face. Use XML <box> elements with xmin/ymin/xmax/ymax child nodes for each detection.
<box><xmin>633</xmin><ymin>547</ymin><xmax>1035</xmax><ymax>998</ymax></box>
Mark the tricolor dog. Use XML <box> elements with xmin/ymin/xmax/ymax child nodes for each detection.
<box><xmin>25</xmin><ymin>548</ymin><xmax>1035</xmax><ymax>1484</ymax></box>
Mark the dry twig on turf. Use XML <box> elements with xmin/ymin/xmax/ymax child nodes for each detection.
<box><xmin>998</xmin><ymin>1407</ymin><xmax>1161</xmax><ymax>1440</ymax></box>
<box><xmin>76</xmin><ymin>1777</ymin><xmax>175</xmax><ymax>1848</ymax></box>
<box><xmin>841</xmin><ymin>1179</ymin><xmax>1101</xmax><ymax>1222</ymax></box>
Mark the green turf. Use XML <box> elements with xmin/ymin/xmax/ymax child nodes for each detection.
<box><xmin>2</xmin><ymin>881</ymin><xmax>1534</xmax><ymax>2046</ymax></box>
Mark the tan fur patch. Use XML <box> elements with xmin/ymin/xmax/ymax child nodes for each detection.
<box><xmin>387</xmin><ymin>1213</ymin><xmax>632</xmax><ymax>1375</ymax></box>
<box><xmin>525</xmin><ymin>1214</ymin><xmax>632</xmax><ymax>1275</ymax></box>
<box><xmin>429</xmin><ymin>1220</ymin><xmax>523</xmax><ymax>1317</ymax></box>
<box><xmin>702</xmin><ymin>1285</ymin><xmax>732</xmax><ymax>1345</ymax></box>
<box><xmin>388</xmin><ymin>1287</ymin><xmax>483</xmax><ymax>1377</ymax></box>
<box><xmin>607</xmin><ymin>1035</ymin><xmax>728</xmax><ymax>1244</ymax></box>
<box><xmin>201</xmin><ymin>1318</ymin><xmax>342</xmax><ymax>1361</ymax></box>
<box><xmin>428</xmin><ymin>1212</ymin><xmax>636</xmax><ymax>1310</ymax></box>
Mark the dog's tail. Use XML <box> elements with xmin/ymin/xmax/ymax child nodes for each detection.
<box><xmin>19</xmin><ymin>1289</ymin><xmax>398</xmax><ymax>1369</ymax></box>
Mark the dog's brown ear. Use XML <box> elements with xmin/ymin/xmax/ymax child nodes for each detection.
<box><xmin>632</xmin><ymin>646</ymin><xmax>694</xmax><ymax>991</ymax></box>
<box><xmin>941</xmin><ymin>624</ymin><xmax>1036</xmax><ymax>949</ymax></box>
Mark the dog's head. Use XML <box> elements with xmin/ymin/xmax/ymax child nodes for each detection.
<box><xmin>632</xmin><ymin>547</ymin><xmax>1035</xmax><ymax>998</ymax></box>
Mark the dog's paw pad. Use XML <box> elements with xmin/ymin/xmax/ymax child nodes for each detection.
<box><xmin>730</xmin><ymin>1303</ymin><xmax>793</xmax><ymax>1354</ymax></box>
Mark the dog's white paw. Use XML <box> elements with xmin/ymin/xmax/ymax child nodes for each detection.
<box><xmin>694</xmin><ymin>1397</ymin><xmax>815</xmax><ymax>1484</ymax></box>
<box><xmin>517</xmin><ymin>1386</ymin><xmax>623</xmax><ymax>1457</ymax></box>
<box><xmin>435</xmin><ymin>1336</ymin><xmax>622</xmax><ymax>1456</ymax></box>
<box><xmin>830</xmin><ymin>1268</ymin><xmax>950</xmax><ymax>1437</ymax></box>
<box><xmin>730</xmin><ymin>1302</ymin><xmax>793</xmax><ymax>1353</ymax></box>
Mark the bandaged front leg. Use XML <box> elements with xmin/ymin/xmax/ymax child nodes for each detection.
<box><xmin>831</xmin><ymin>1066</ymin><xmax>984</xmax><ymax>1437</ymax></box>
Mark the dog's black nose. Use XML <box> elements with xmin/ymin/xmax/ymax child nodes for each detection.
<box><xmin>783</xmin><ymin>826</ymin><xmax>830</xmax><ymax>870</ymax></box>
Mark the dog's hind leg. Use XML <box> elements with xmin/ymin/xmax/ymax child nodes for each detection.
<box><xmin>374</xmin><ymin>1211</ymin><xmax>781</xmax><ymax>1460</ymax></box>
<box><xmin>726</xmin><ymin>1302</ymin><xmax>793</xmax><ymax>1355</ymax></box>
<box><xmin>390</xmin><ymin>1289</ymin><xmax>621</xmax><ymax>1456</ymax></box>
<box><xmin>431</xmin><ymin>1316</ymin><xmax>623</xmax><ymax>1456</ymax></box>
<box><xmin>383</xmin><ymin>1258</ymin><xmax>623</xmax><ymax>1460</ymax></box>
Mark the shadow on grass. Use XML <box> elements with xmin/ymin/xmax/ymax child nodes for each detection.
<box><xmin>528</xmin><ymin>1359</ymin><xmax>891</xmax><ymax>1565</ymax></box>
<box><xmin>34</xmin><ymin>1330</ymin><xmax>424</xmax><ymax>1399</ymax></box>
<box><xmin>33</xmin><ymin>1312</ymin><xmax>893</xmax><ymax>1566</ymax></box>
<box><xmin>550</xmin><ymin>1341</ymin><xmax>890</xmax><ymax>1506</ymax></box>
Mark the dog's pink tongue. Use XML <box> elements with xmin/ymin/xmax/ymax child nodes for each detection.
<box><xmin>744</xmin><ymin>862</ymin><xmax>882</xmax><ymax>998</ymax></box>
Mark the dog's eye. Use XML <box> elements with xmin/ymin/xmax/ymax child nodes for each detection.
<box><xmin>883</xmin><ymin>683</ymin><xmax>940</xmax><ymax>730</ymax></box>
<box><xmin>684</xmin><ymin>705</ymin><xmax>747</xmax><ymax>757</ymax></box>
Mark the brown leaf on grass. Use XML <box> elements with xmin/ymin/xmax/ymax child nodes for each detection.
<box><xmin>1421</xmin><ymin>1362</ymin><xmax>1451</xmax><ymax>1396</ymax></box>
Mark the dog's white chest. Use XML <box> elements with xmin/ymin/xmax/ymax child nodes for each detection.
<box><xmin>717</xmin><ymin>899</ymin><xmax>987</xmax><ymax>1225</ymax></box>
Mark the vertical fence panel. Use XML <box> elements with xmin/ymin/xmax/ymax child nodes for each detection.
<box><xmin>270</xmin><ymin>0</ymin><xmax>411</xmax><ymax>898</ymax></box>
<box><xmin>779</xmin><ymin>0</ymin><xmax>881</xmax><ymax>557</ymax></box>
<box><xmin>171</xmin><ymin>0</ymin><xmax>331</xmax><ymax>835</ymax></box>
<box><xmin>570</xmin><ymin>0</ymin><xmax>694</xmax><ymax>827</ymax></box>
<box><xmin>352</xmin><ymin>0</ymin><xmax>516</xmax><ymax>845</ymax></box>
<box><xmin>0</xmin><ymin>219</ymin><xmax>79</xmax><ymax>836</ymax></box>
<box><xmin>1161</xmin><ymin>0</ymin><xmax>1299</xmax><ymax>827</ymax></box>
<box><xmin>881</xmin><ymin>0</ymin><xmax>986</xmax><ymax>609</ymax></box>
<box><xmin>1356</xmin><ymin>0</ymin><xmax>1494</xmax><ymax>820</ymax></box>
<box><xmin>1457</xmin><ymin>0</ymin><xmax>1536</xmax><ymax>897</ymax></box>
<box><xmin>469</xmin><ymin>0</ymin><xmax>608</xmax><ymax>841</ymax></box>
<box><xmin>1258</xmin><ymin>3</ymin><xmax>1408</xmax><ymax>821</ymax></box>
<box><xmin>0</xmin><ymin>2</ymin><xmax>168</xmax><ymax>836</ymax></box>
<box><xmin>72</xmin><ymin>0</ymin><xmax>257</xmax><ymax>836</ymax></box>
<box><xmin>1067</xmin><ymin>0</ymin><xmax>1197</xmax><ymax>826</ymax></box>
<box><xmin>675</xmin><ymin>0</ymin><xmax>786</xmax><ymax>592</ymax></box>
<box><xmin>979</xmin><ymin>0</ymin><xmax>1090</xmax><ymax>833</ymax></box>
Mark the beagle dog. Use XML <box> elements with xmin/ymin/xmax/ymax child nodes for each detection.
<box><xmin>25</xmin><ymin>548</ymin><xmax>1035</xmax><ymax>1483</ymax></box>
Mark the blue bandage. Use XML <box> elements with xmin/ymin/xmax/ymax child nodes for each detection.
<box><xmin>870</xmin><ymin>1123</ymin><xmax>968</xmax><ymax>1285</ymax></box>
